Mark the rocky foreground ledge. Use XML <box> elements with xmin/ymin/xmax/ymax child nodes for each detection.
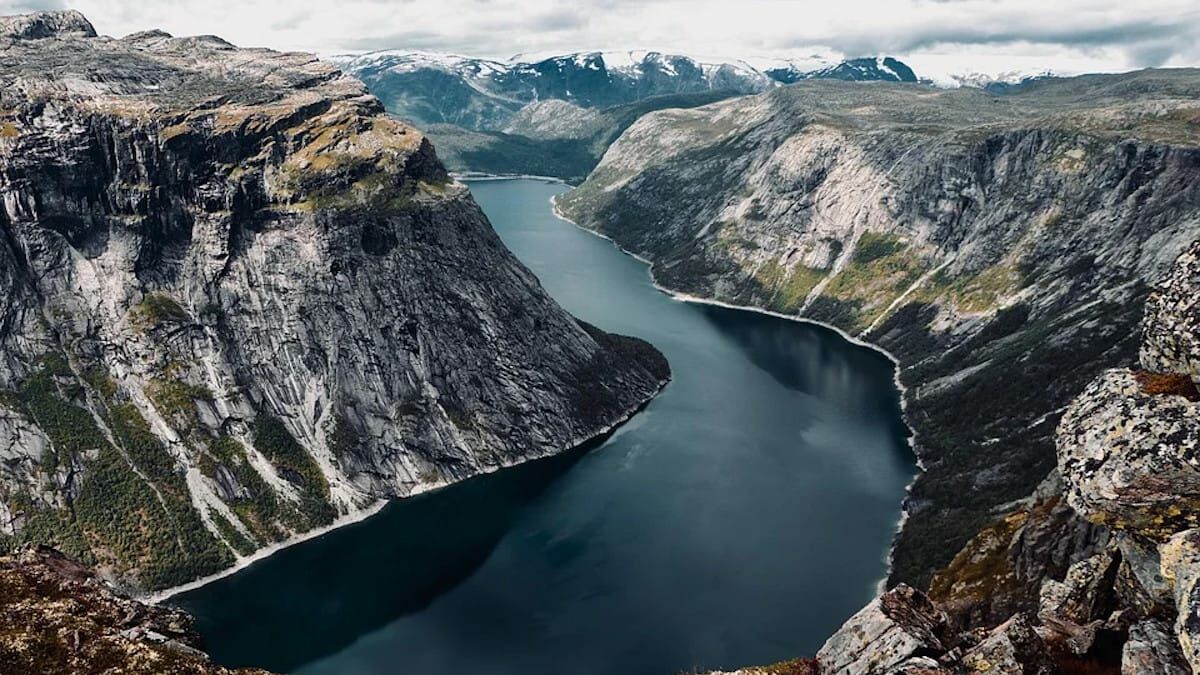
<box><xmin>0</xmin><ymin>545</ymin><xmax>266</xmax><ymax>674</ymax></box>
<box><xmin>0</xmin><ymin>9</ymin><xmax>668</xmax><ymax>596</ymax></box>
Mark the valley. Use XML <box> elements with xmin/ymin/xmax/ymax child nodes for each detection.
<box><xmin>2</xmin><ymin>6</ymin><xmax>1200</xmax><ymax>674</ymax></box>
<box><xmin>174</xmin><ymin>179</ymin><xmax>914</xmax><ymax>675</ymax></box>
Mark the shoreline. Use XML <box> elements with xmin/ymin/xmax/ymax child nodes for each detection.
<box><xmin>455</xmin><ymin>171</ymin><xmax>568</xmax><ymax>184</ymax></box>
<box><xmin>148</xmin><ymin>369</ymin><xmax>669</xmax><ymax>605</ymax></box>
<box><xmin>546</xmin><ymin>187</ymin><xmax>923</xmax><ymax>592</ymax></box>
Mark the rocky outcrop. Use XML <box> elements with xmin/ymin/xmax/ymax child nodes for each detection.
<box><xmin>815</xmin><ymin>585</ymin><xmax>950</xmax><ymax>675</ymax></box>
<box><xmin>1057</xmin><ymin>369</ymin><xmax>1200</xmax><ymax>537</ymax></box>
<box><xmin>0</xmin><ymin>545</ymin><xmax>265</xmax><ymax>674</ymax></box>
<box><xmin>927</xmin><ymin>472</ymin><xmax>1109</xmax><ymax>630</ymax></box>
<box><xmin>0</xmin><ymin>12</ymin><xmax>669</xmax><ymax>592</ymax></box>
<box><xmin>1142</xmin><ymin>244</ymin><xmax>1200</xmax><ymax>384</ymax></box>
<box><xmin>558</xmin><ymin>69</ymin><xmax>1200</xmax><ymax>596</ymax></box>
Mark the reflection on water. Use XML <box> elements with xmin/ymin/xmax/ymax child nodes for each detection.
<box><xmin>177</xmin><ymin>447</ymin><xmax>592</xmax><ymax>672</ymax></box>
<box><xmin>177</xmin><ymin>180</ymin><xmax>914</xmax><ymax>675</ymax></box>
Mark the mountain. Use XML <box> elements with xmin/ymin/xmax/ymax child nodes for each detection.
<box><xmin>334</xmin><ymin>50</ymin><xmax>920</xmax><ymax>181</ymax></box>
<box><xmin>557</xmin><ymin>69</ymin><xmax>1200</xmax><ymax>631</ymax></box>
<box><xmin>424</xmin><ymin>91</ymin><xmax>734</xmax><ymax>181</ymax></box>
<box><xmin>0</xmin><ymin>10</ymin><xmax>669</xmax><ymax>595</ymax></box>
<box><xmin>328</xmin><ymin>50</ymin><xmax>919</xmax><ymax>132</ymax></box>
<box><xmin>943</xmin><ymin>69</ymin><xmax>1059</xmax><ymax>93</ymax></box>
<box><xmin>765</xmin><ymin>56</ymin><xmax>918</xmax><ymax>84</ymax></box>
<box><xmin>327</xmin><ymin>50</ymin><xmax>771</xmax><ymax>131</ymax></box>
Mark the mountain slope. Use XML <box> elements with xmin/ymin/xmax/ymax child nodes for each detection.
<box><xmin>557</xmin><ymin>70</ymin><xmax>1200</xmax><ymax>598</ymax></box>
<box><xmin>425</xmin><ymin>91</ymin><xmax>735</xmax><ymax>181</ymax></box>
<box><xmin>0</xmin><ymin>12</ymin><xmax>669</xmax><ymax>592</ymax></box>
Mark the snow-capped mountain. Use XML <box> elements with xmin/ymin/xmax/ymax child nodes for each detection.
<box><xmin>766</xmin><ymin>57</ymin><xmax>918</xmax><ymax>84</ymax></box>
<box><xmin>327</xmin><ymin>50</ymin><xmax>919</xmax><ymax>130</ymax></box>
<box><xmin>940</xmin><ymin>69</ymin><xmax>1058</xmax><ymax>92</ymax></box>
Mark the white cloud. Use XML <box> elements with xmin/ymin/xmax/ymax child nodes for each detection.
<box><xmin>3</xmin><ymin>0</ymin><xmax>1199</xmax><ymax>78</ymax></box>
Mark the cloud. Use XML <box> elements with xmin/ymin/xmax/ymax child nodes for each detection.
<box><xmin>1</xmin><ymin>0</ymin><xmax>1197</xmax><ymax>76</ymax></box>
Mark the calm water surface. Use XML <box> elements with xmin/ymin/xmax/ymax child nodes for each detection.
<box><xmin>176</xmin><ymin>179</ymin><xmax>914</xmax><ymax>675</ymax></box>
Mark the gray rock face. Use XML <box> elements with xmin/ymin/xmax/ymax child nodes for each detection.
<box><xmin>1161</xmin><ymin>529</ymin><xmax>1200</xmax><ymax>671</ymax></box>
<box><xmin>558</xmin><ymin>70</ymin><xmax>1200</xmax><ymax>591</ymax></box>
<box><xmin>1122</xmin><ymin>618</ymin><xmax>1189</xmax><ymax>674</ymax></box>
<box><xmin>815</xmin><ymin>584</ymin><xmax>948</xmax><ymax>675</ymax></box>
<box><xmin>1143</xmin><ymin>242</ymin><xmax>1200</xmax><ymax>385</ymax></box>
<box><xmin>0</xmin><ymin>9</ymin><xmax>95</xmax><ymax>39</ymax></box>
<box><xmin>0</xmin><ymin>13</ymin><xmax>668</xmax><ymax>591</ymax></box>
<box><xmin>1058</xmin><ymin>242</ymin><xmax>1200</xmax><ymax>539</ymax></box>
<box><xmin>961</xmin><ymin>614</ymin><xmax>1054</xmax><ymax>674</ymax></box>
<box><xmin>1054</xmin><ymin>241</ymin><xmax>1200</xmax><ymax>671</ymax></box>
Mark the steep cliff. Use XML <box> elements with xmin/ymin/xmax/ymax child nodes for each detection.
<box><xmin>0</xmin><ymin>11</ymin><xmax>669</xmax><ymax>593</ymax></box>
<box><xmin>557</xmin><ymin>71</ymin><xmax>1200</xmax><ymax>599</ymax></box>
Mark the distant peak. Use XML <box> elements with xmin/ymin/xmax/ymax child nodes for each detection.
<box><xmin>0</xmin><ymin>10</ymin><xmax>96</xmax><ymax>40</ymax></box>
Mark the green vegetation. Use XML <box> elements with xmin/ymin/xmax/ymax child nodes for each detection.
<box><xmin>755</xmin><ymin>260</ymin><xmax>828</xmax><ymax>313</ymax></box>
<box><xmin>253</xmin><ymin>416</ymin><xmax>335</xmax><ymax>527</ymax></box>
<box><xmin>2</xmin><ymin>356</ymin><xmax>235</xmax><ymax>590</ymax></box>
<box><xmin>822</xmin><ymin>233</ymin><xmax>926</xmax><ymax>330</ymax></box>
<box><xmin>208</xmin><ymin>509</ymin><xmax>256</xmax><ymax>557</ymax></box>
<box><xmin>5</xmin><ymin>356</ymin><xmax>107</xmax><ymax>472</ymax></box>
<box><xmin>146</xmin><ymin>378</ymin><xmax>213</xmax><ymax>430</ymax></box>
<box><xmin>853</xmin><ymin>231</ymin><xmax>907</xmax><ymax>263</ymax></box>
<box><xmin>327</xmin><ymin>416</ymin><xmax>360</xmax><ymax>460</ymax></box>
<box><xmin>443</xmin><ymin>405</ymin><xmax>474</xmax><ymax>431</ymax></box>
<box><xmin>5</xmin><ymin>494</ymin><xmax>91</xmax><ymax>564</ymax></box>
<box><xmin>912</xmin><ymin>265</ymin><xmax>1022</xmax><ymax>314</ymax></box>
<box><xmin>202</xmin><ymin>435</ymin><xmax>286</xmax><ymax>543</ymax></box>
<box><xmin>97</xmin><ymin>400</ymin><xmax>231</xmax><ymax>588</ymax></box>
<box><xmin>129</xmin><ymin>293</ymin><xmax>189</xmax><ymax>331</ymax></box>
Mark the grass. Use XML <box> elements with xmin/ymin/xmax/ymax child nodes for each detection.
<box><xmin>755</xmin><ymin>260</ymin><xmax>827</xmax><ymax>313</ymax></box>
<box><xmin>853</xmin><ymin>231</ymin><xmax>907</xmax><ymax>263</ymax></box>
<box><xmin>821</xmin><ymin>233</ymin><xmax>927</xmax><ymax>330</ymax></box>
<box><xmin>912</xmin><ymin>265</ymin><xmax>1023</xmax><ymax>314</ymax></box>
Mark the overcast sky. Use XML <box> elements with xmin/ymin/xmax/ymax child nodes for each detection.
<box><xmin>4</xmin><ymin>0</ymin><xmax>1200</xmax><ymax>79</ymax></box>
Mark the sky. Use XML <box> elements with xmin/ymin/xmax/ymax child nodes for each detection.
<box><xmin>4</xmin><ymin>0</ymin><xmax>1200</xmax><ymax>81</ymax></box>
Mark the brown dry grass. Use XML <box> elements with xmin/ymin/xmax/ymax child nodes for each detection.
<box><xmin>1134</xmin><ymin>371</ymin><xmax>1200</xmax><ymax>401</ymax></box>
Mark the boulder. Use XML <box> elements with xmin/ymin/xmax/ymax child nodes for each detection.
<box><xmin>1142</xmin><ymin>241</ymin><xmax>1200</xmax><ymax>386</ymax></box>
<box><xmin>816</xmin><ymin>585</ymin><xmax>948</xmax><ymax>675</ymax></box>
<box><xmin>1057</xmin><ymin>368</ymin><xmax>1200</xmax><ymax>539</ymax></box>
<box><xmin>960</xmin><ymin>614</ymin><xmax>1054</xmax><ymax>675</ymax></box>
<box><xmin>1121</xmin><ymin>618</ymin><xmax>1190</xmax><ymax>674</ymax></box>
<box><xmin>1160</xmin><ymin>529</ymin><xmax>1200</xmax><ymax>671</ymax></box>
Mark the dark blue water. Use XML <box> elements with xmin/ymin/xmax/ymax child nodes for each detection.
<box><xmin>176</xmin><ymin>179</ymin><xmax>913</xmax><ymax>675</ymax></box>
